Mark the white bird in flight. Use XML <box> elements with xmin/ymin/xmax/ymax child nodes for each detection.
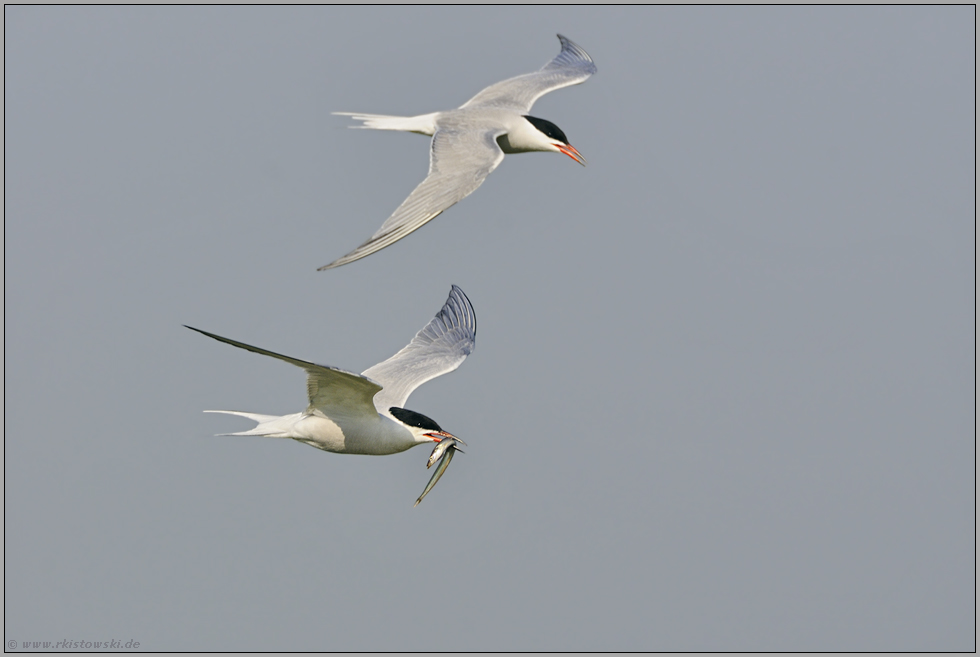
<box><xmin>186</xmin><ymin>285</ymin><xmax>476</xmax><ymax>503</ymax></box>
<box><xmin>319</xmin><ymin>34</ymin><xmax>597</xmax><ymax>270</ymax></box>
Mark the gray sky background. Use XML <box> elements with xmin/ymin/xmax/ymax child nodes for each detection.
<box><xmin>4</xmin><ymin>6</ymin><xmax>974</xmax><ymax>652</ymax></box>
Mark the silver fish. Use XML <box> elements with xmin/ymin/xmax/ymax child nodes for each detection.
<box><xmin>415</xmin><ymin>443</ymin><xmax>460</xmax><ymax>507</ymax></box>
<box><xmin>427</xmin><ymin>436</ymin><xmax>467</xmax><ymax>469</ymax></box>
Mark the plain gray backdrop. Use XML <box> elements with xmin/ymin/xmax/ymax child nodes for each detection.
<box><xmin>4</xmin><ymin>6</ymin><xmax>975</xmax><ymax>652</ymax></box>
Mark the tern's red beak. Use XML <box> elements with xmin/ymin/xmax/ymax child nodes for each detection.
<box><xmin>557</xmin><ymin>143</ymin><xmax>587</xmax><ymax>166</ymax></box>
<box><xmin>424</xmin><ymin>431</ymin><xmax>466</xmax><ymax>446</ymax></box>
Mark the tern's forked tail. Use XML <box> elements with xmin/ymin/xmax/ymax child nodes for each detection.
<box><xmin>203</xmin><ymin>410</ymin><xmax>297</xmax><ymax>438</ymax></box>
<box><xmin>333</xmin><ymin>111</ymin><xmax>439</xmax><ymax>136</ymax></box>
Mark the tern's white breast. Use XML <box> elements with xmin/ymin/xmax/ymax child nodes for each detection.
<box><xmin>291</xmin><ymin>411</ymin><xmax>419</xmax><ymax>456</ymax></box>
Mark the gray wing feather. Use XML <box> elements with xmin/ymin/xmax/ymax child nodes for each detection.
<box><xmin>361</xmin><ymin>285</ymin><xmax>476</xmax><ymax>414</ymax></box>
<box><xmin>185</xmin><ymin>326</ymin><xmax>382</xmax><ymax>418</ymax></box>
<box><xmin>459</xmin><ymin>34</ymin><xmax>596</xmax><ymax>112</ymax></box>
<box><xmin>318</xmin><ymin>130</ymin><xmax>505</xmax><ymax>270</ymax></box>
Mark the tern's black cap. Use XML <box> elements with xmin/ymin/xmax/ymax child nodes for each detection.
<box><xmin>524</xmin><ymin>115</ymin><xmax>570</xmax><ymax>145</ymax></box>
<box><xmin>389</xmin><ymin>407</ymin><xmax>442</xmax><ymax>432</ymax></box>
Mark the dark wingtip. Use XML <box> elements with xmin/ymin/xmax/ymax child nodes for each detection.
<box><xmin>441</xmin><ymin>285</ymin><xmax>477</xmax><ymax>341</ymax></box>
<box><xmin>185</xmin><ymin>325</ymin><xmax>218</xmax><ymax>339</ymax></box>
<box><xmin>548</xmin><ymin>34</ymin><xmax>596</xmax><ymax>74</ymax></box>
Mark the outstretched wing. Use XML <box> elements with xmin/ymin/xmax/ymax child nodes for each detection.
<box><xmin>459</xmin><ymin>34</ymin><xmax>596</xmax><ymax>113</ymax></box>
<box><xmin>361</xmin><ymin>285</ymin><xmax>477</xmax><ymax>414</ymax></box>
<box><xmin>185</xmin><ymin>326</ymin><xmax>382</xmax><ymax>419</ymax></box>
<box><xmin>319</xmin><ymin>129</ymin><xmax>505</xmax><ymax>270</ymax></box>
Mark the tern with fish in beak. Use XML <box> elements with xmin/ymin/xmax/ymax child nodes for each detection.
<box><xmin>187</xmin><ymin>285</ymin><xmax>476</xmax><ymax>504</ymax></box>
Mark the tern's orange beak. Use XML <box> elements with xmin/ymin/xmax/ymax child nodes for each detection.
<box><xmin>557</xmin><ymin>143</ymin><xmax>587</xmax><ymax>166</ymax></box>
<box><xmin>424</xmin><ymin>431</ymin><xmax>466</xmax><ymax>446</ymax></box>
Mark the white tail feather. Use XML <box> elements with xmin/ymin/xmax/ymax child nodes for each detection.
<box><xmin>333</xmin><ymin>111</ymin><xmax>439</xmax><ymax>135</ymax></box>
<box><xmin>203</xmin><ymin>410</ymin><xmax>295</xmax><ymax>437</ymax></box>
